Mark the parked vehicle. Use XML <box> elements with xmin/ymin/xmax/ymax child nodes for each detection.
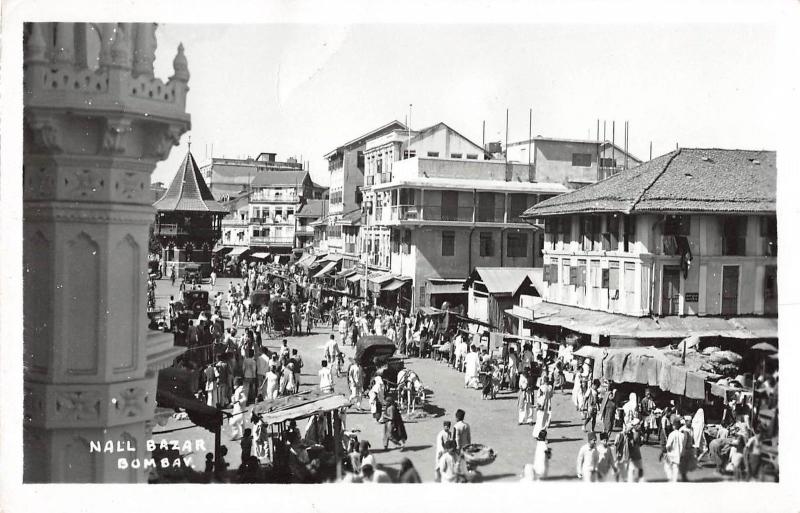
<box><xmin>355</xmin><ymin>335</ymin><xmax>405</xmax><ymax>392</ymax></box>
<box><xmin>268</xmin><ymin>297</ymin><xmax>293</xmax><ymax>335</ymax></box>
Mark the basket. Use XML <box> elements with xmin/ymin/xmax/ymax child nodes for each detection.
<box><xmin>461</xmin><ymin>444</ymin><xmax>497</xmax><ymax>467</ymax></box>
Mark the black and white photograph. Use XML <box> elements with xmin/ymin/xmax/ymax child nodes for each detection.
<box><xmin>2</xmin><ymin>1</ymin><xmax>799</xmax><ymax>512</ymax></box>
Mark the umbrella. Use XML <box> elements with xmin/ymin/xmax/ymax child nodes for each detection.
<box><xmin>751</xmin><ymin>342</ymin><xmax>778</xmax><ymax>353</ymax></box>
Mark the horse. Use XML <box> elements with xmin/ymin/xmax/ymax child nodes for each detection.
<box><xmin>396</xmin><ymin>368</ymin><xmax>426</xmax><ymax>414</ymax></box>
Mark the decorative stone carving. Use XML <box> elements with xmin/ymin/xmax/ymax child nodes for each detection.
<box><xmin>146</xmin><ymin>124</ymin><xmax>184</xmax><ymax>160</ymax></box>
<box><xmin>65</xmin><ymin>169</ymin><xmax>105</xmax><ymax>198</ymax></box>
<box><xmin>25</xmin><ymin>165</ymin><xmax>56</xmax><ymax>200</ymax></box>
<box><xmin>116</xmin><ymin>172</ymin><xmax>144</xmax><ymax>201</ymax></box>
<box><xmin>54</xmin><ymin>391</ymin><xmax>102</xmax><ymax>422</ymax></box>
<box><xmin>102</xmin><ymin>119</ymin><xmax>132</xmax><ymax>155</ymax></box>
<box><xmin>112</xmin><ymin>387</ymin><xmax>148</xmax><ymax>418</ymax></box>
<box><xmin>27</xmin><ymin>117</ymin><xmax>62</xmax><ymax>153</ymax></box>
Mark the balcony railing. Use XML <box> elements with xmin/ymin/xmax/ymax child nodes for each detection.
<box><xmin>344</xmin><ymin>243</ymin><xmax>358</xmax><ymax>254</ymax></box>
<box><xmin>421</xmin><ymin>205</ymin><xmax>474</xmax><ymax>222</ymax></box>
<box><xmin>250</xmin><ymin>193</ymin><xmax>297</xmax><ymax>203</ymax></box>
<box><xmin>380</xmin><ymin>172</ymin><xmax>392</xmax><ymax>183</ymax></box>
<box><xmin>155</xmin><ymin>224</ymin><xmax>220</xmax><ymax>238</ymax></box>
<box><xmin>391</xmin><ymin>204</ymin><xmax>419</xmax><ymax>221</ymax></box>
<box><xmin>249</xmin><ymin>236</ymin><xmax>294</xmax><ymax>246</ymax></box>
<box><xmin>295</xmin><ymin>225</ymin><xmax>314</xmax><ymax>235</ymax></box>
<box><xmin>475</xmin><ymin>206</ymin><xmax>506</xmax><ymax>223</ymax></box>
<box><xmin>250</xmin><ymin>217</ymin><xmax>293</xmax><ymax>225</ymax></box>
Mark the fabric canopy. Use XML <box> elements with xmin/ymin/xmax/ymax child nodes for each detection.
<box><xmin>228</xmin><ymin>246</ymin><xmax>249</xmax><ymax>257</ymax></box>
<box><xmin>213</xmin><ymin>246</ymin><xmax>233</xmax><ymax>255</ymax></box>
<box><xmin>427</xmin><ymin>279</ymin><xmax>468</xmax><ymax>295</ymax></box>
<box><xmin>335</xmin><ymin>268</ymin><xmax>358</xmax><ymax>279</ymax></box>
<box><xmin>382</xmin><ymin>278</ymin><xmax>409</xmax><ymax>291</ymax></box>
<box><xmin>253</xmin><ymin>391</ymin><xmax>350</xmax><ymax>426</ymax></box>
<box><xmin>347</xmin><ymin>273</ymin><xmax>364</xmax><ymax>283</ymax></box>
<box><xmin>368</xmin><ymin>272</ymin><xmax>396</xmax><ymax>285</ymax></box>
<box><xmin>250</xmin><ymin>252</ymin><xmax>270</xmax><ymax>259</ymax></box>
<box><xmin>296</xmin><ymin>254</ymin><xmax>316</xmax><ymax>268</ymax></box>
<box><xmin>313</xmin><ymin>261</ymin><xmax>338</xmax><ymax>279</ymax></box>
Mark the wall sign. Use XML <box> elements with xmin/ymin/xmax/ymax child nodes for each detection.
<box><xmin>685</xmin><ymin>292</ymin><xmax>699</xmax><ymax>302</ymax></box>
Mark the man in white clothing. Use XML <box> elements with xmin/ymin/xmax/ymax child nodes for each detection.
<box><xmin>576</xmin><ymin>432</ymin><xmax>600</xmax><ymax>482</ymax></box>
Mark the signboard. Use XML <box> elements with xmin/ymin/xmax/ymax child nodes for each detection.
<box><xmin>685</xmin><ymin>292</ymin><xmax>699</xmax><ymax>302</ymax></box>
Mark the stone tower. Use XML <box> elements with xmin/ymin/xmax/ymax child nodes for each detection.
<box><xmin>23</xmin><ymin>22</ymin><xmax>190</xmax><ymax>483</ymax></box>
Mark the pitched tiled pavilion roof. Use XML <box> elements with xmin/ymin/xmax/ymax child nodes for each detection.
<box><xmin>154</xmin><ymin>151</ymin><xmax>229</xmax><ymax>213</ymax></box>
<box><xmin>521</xmin><ymin>148</ymin><xmax>776</xmax><ymax>217</ymax></box>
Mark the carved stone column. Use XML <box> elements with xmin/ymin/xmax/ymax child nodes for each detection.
<box><xmin>23</xmin><ymin>22</ymin><xmax>190</xmax><ymax>483</ymax></box>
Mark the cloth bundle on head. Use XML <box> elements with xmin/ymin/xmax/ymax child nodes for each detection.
<box><xmin>587</xmin><ymin>432</ymin><xmax>597</xmax><ymax>441</ymax></box>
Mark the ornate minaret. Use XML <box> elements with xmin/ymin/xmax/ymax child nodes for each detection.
<box><xmin>23</xmin><ymin>23</ymin><xmax>190</xmax><ymax>483</ymax></box>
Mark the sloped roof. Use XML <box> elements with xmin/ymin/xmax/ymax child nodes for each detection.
<box><xmin>464</xmin><ymin>267</ymin><xmax>537</xmax><ymax>295</ymax></box>
<box><xmin>295</xmin><ymin>199</ymin><xmax>325</xmax><ymax>218</ymax></box>
<box><xmin>508</xmin><ymin>137</ymin><xmax>642</xmax><ymax>163</ymax></box>
<box><xmin>324</xmin><ymin>120</ymin><xmax>407</xmax><ymax>157</ymax></box>
<box><xmin>522</xmin><ymin>148</ymin><xmax>776</xmax><ymax>217</ymax></box>
<box><xmin>512</xmin><ymin>269</ymin><xmax>545</xmax><ymax>297</ymax></box>
<box><xmin>412</xmin><ymin>122</ymin><xmax>489</xmax><ymax>157</ymax></box>
<box><xmin>154</xmin><ymin>151</ymin><xmax>228</xmax><ymax>213</ymax></box>
<box><xmin>250</xmin><ymin>170</ymin><xmax>309</xmax><ymax>188</ymax></box>
<box><xmin>336</xmin><ymin>208</ymin><xmax>362</xmax><ymax>225</ymax></box>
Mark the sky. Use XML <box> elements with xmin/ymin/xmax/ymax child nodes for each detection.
<box><xmin>150</xmin><ymin>22</ymin><xmax>777</xmax><ymax>186</ymax></box>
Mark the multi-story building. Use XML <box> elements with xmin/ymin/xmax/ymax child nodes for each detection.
<box><xmin>506</xmin><ymin>137</ymin><xmax>642</xmax><ymax>187</ymax></box>
<box><xmin>247</xmin><ymin>169</ymin><xmax>317</xmax><ymax>259</ymax></box>
<box><xmin>200</xmin><ymin>152</ymin><xmax>326</xmax><ymax>201</ymax></box>
<box><xmin>364</xmin><ymin>156</ymin><xmax>569</xmax><ymax>310</ymax></box>
<box><xmin>520</xmin><ymin>148</ymin><xmax>777</xmax><ymax>346</ymax></box>
<box><xmin>295</xmin><ymin>199</ymin><xmax>326</xmax><ymax>252</ymax></box>
<box><xmin>219</xmin><ymin>191</ymin><xmax>251</xmax><ymax>249</ymax></box>
<box><xmin>322</xmin><ymin>120</ymin><xmax>407</xmax><ymax>268</ymax></box>
<box><xmin>361</xmin><ymin>122</ymin><xmax>490</xmax><ymax>271</ymax></box>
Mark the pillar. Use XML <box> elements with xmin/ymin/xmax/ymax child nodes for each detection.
<box><xmin>23</xmin><ymin>22</ymin><xmax>190</xmax><ymax>483</ymax></box>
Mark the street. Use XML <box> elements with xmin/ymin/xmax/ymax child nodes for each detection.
<box><xmin>152</xmin><ymin>277</ymin><xmax>724</xmax><ymax>483</ymax></box>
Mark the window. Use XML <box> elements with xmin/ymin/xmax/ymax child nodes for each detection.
<box><xmin>403</xmin><ymin>150</ymin><xmax>416</xmax><ymax>159</ymax></box>
<box><xmin>402</xmin><ymin>229</ymin><xmax>412</xmax><ymax>255</ymax></box>
<box><xmin>571</xmin><ymin>153</ymin><xmax>592</xmax><ymax>167</ymax></box>
<box><xmin>721</xmin><ymin>216</ymin><xmax>747</xmax><ymax>256</ymax></box>
<box><xmin>509</xmin><ymin>194</ymin><xmax>530</xmax><ymax>221</ymax></box>
<box><xmin>479</xmin><ymin>232</ymin><xmax>494</xmax><ymax>257</ymax></box>
<box><xmin>427</xmin><ymin>151</ymin><xmax>440</xmax><ymax>157</ymax></box>
<box><xmin>608</xmin><ymin>261</ymin><xmax>620</xmax><ymax>291</ymax></box>
<box><xmin>357</xmin><ymin>151</ymin><xmax>365</xmax><ymax>170</ymax></box>
<box><xmin>764</xmin><ymin>265</ymin><xmax>777</xmax><ymax>315</ymax></box>
<box><xmin>477</xmin><ymin>193</ymin><xmax>497</xmax><ymax>222</ymax></box>
<box><xmin>664</xmin><ymin>215</ymin><xmax>691</xmax><ymax>236</ymax></box>
<box><xmin>557</xmin><ymin>216</ymin><xmax>571</xmax><ymax>244</ymax></box>
<box><xmin>624</xmin><ymin>215</ymin><xmax>636</xmax><ymax>252</ymax></box>
<box><xmin>450</xmin><ymin>153</ymin><xmax>462</xmax><ymax>159</ymax></box>
<box><xmin>442</xmin><ymin>231</ymin><xmax>455</xmax><ymax>256</ymax></box>
<box><xmin>391</xmin><ymin>229</ymin><xmax>400</xmax><ymax>253</ymax></box>
<box><xmin>545</xmin><ymin>262</ymin><xmax>559</xmax><ymax>284</ymax></box>
<box><xmin>599</xmin><ymin>157</ymin><xmax>617</xmax><ymax>168</ymax></box>
<box><xmin>603</xmin><ymin>214</ymin><xmax>620</xmax><ymax>251</ymax></box>
<box><xmin>466</xmin><ymin>154</ymin><xmax>478</xmax><ymax>160</ymax></box>
<box><xmin>760</xmin><ymin>216</ymin><xmax>777</xmax><ymax>256</ymax></box>
<box><xmin>506</xmin><ymin>232</ymin><xmax>528</xmax><ymax>257</ymax></box>
<box><xmin>575</xmin><ymin>259</ymin><xmax>587</xmax><ymax>288</ymax></box>
<box><xmin>562</xmin><ymin>261</ymin><xmax>571</xmax><ymax>285</ymax></box>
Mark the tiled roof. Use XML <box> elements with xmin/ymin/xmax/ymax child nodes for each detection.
<box><xmin>324</xmin><ymin>120</ymin><xmax>407</xmax><ymax>157</ymax></box>
<box><xmin>336</xmin><ymin>208</ymin><xmax>363</xmax><ymax>225</ymax></box>
<box><xmin>154</xmin><ymin>151</ymin><xmax>228</xmax><ymax>213</ymax></box>
<box><xmin>521</xmin><ymin>148</ymin><xmax>776</xmax><ymax>217</ymax></box>
<box><xmin>464</xmin><ymin>267</ymin><xmax>537</xmax><ymax>295</ymax></box>
<box><xmin>296</xmin><ymin>199</ymin><xmax>325</xmax><ymax>218</ymax></box>
<box><xmin>250</xmin><ymin>170</ymin><xmax>309</xmax><ymax>187</ymax></box>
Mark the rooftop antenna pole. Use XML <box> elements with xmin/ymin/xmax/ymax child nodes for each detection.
<box><xmin>612</xmin><ymin>121</ymin><xmax>616</xmax><ymax>174</ymax></box>
<box><xmin>187</xmin><ymin>134</ymin><xmax>191</xmax><ymax>153</ymax></box>
<box><xmin>482</xmin><ymin>120</ymin><xmax>485</xmax><ymax>151</ymax></box>
<box><xmin>624</xmin><ymin>121</ymin><xmax>629</xmax><ymax>170</ymax></box>
<box><xmin>650</xmin><ymin>141</ymin><xmax>653</xmax><ymax>160</ymax></box>
<box><xmin>596</xmin><ymin>119</ymin><xmax>600</xmax><ymax>180</ymax></box>
<box><xmin>505</xmin><ymin>108</ymin><xmax>509</xmax><ymax>164</ymax></box>
<box><xmin>528</xmin><ymin>108</ymin><xmax>532</xmax><ymax>179</ymax></box>
<box><xmin>408</xmin><ymin>103</ymin><xmax>413</xmax><ymax>159</ymax></box>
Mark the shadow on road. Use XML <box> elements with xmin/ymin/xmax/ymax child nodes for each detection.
<box><xmin>481</xmin><ymin>472</ymin><xmax>518</xmax><ymax>482</ymax></box>
<box><xmin>548</xmin><ymin>437</ymin><xmax>584</xmax><ymax>444</ymax></box>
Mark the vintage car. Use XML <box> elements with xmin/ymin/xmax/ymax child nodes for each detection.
<box><xmin>184</xmin><ymin>263</ymin><xmax>203</xmax><ymax>284</ymax></box>
<box><xmin>181</xmin><ymin>289</ymin><xmax>210</xmax><ymax>315</ymax></box>
<box><xmin>355</xmin><ymin>335</ymin><xmax>405</xmax><ymax>391</ymax></box>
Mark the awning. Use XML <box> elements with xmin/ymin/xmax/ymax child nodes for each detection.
<box><xmin>382</xmin><ymin>278</ymin><xmax>410</xmax><ymax>291</ymax></box>
<box><xmin>228</xmin><ymin>246</ymin><xmax>249</xmax><ymax>257</ymax></box>
<box><xmin>532</xmin><ymin>303</ymin><xmax>778</xmax><ymax>340</ymax></box>
<box><xmin>250</xmin><ymin>252</ymin><xmax>270</xmax><ymax>259</ymax></box>
<box><xmin>313</xmin><ymin>261</ymin><xmax>338</xmax><ymax>279</ymax></box>
<box><xmin>296</xmin><ymin>254</ymin><xmax>316</xmax><ymax>268</ymax></box>
<box><xmin>368</xmin><ymin>272</ymin><xmax>396</xmax><ymax>285</ymax></box>
<box><xmin>213</xmin><ymin>246</ymin><xmax>233</xmax><ymax>255</ymax></box>
<box><xmin>347</xmin><ymin>273</ymin><xmax>364</xmax><ymax>283</ymax></box>
<box><xmin>322</xmin><ymin>254</ymin><xmax>343</xmax><ymax>263</ymax></box>
<box><xmin>335</xmin><ymin>268</ymin><xmax>358</xmax><ymax>279</ymax></box>
<box><xmin>504</xmin><ymin>306</ymin><xmax>535</xmax><ymax>322</ymax></box>
<box><xmin>427</xmin><ymin>279</ymin><xmax>468</xmax><ymax>295</ymax></box>
<box><xmin>253</xmin><ymin>391</ymin><xmax>351</xmax><ymax>426</ymax></box>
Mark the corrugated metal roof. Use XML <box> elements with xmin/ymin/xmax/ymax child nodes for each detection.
<box><xmin>154</xmin><ymin>151</ymin><xmax>228</xmax><ymax>213</ymax></box>
<box><xmin>465</xmin><ymin>267</ymin><xmax>536</xmax><ymax>295</ymax></box>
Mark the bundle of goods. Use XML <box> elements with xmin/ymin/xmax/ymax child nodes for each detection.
<box><xmin>461</xmin><ymin>444</ymin><xmax>497</xmax><ymax>467</ymax></box>
<box><xmin>700</xmin><ymin>349</ymin><xmax>745</xmax><ymax>377</ymax></box>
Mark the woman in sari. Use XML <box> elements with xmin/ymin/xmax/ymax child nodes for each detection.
<box><xmin>507</xmin><ymin>346</ymin><xmax>520</xmax><ymax>392</ymax></box>
<box><xmin>380</xmin><ymin>396</ymin><xmax>407</xmax><ymax>450</ymax></box>
<box><xmin>533</xmin><ymin>377</ymin><xmax>554</xmax><ymax>438</ymax></box>
<box><xmin>600</xmin><ymin>387</ymin><xmax>617</xmax><ymax>436</ymax></box>
<box><xmin>622</xmin><ymin>392</ymin><xmax>639</xmax><ymax>429</ymax></box>
<box><xmin>518</xmin><ymin>368</ymin><xmax>535</xmax><ymax>425</ymax></box>
<box><xmin>692</xmin><ymin>408</ymin><xmax>708</xmax><ymax>461</ymax></box>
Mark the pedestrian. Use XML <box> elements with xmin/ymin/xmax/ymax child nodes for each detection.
<box><xmin>600</xmin><ymin>386</ymin><xmax>617</xmax><ymax>437</ymax></box>
<box><xmin>595</xmin><ymin>431</ymin><xmax>617</xmax><ymax>481</ymax></box>
<box><xmin>663</xmin><ymin>416</ymin><xmax>685</xmax><ymax>482</ymax></box>
<box><xmin>230</xmin><ymin>377</ymin><xmax>246</xmax><ymax>439</ymax></box>
<box><xmin>679</xmin><ymin>415</ymin><xmax>697</xmax><ymax>481</ymax></box>
<box><xmin>361</xmin><ymin>463</ymin><xmax>392</xmax><ymax>483</ymax></box>
<box><xmin>582</xmin><ymin>379</ymin><xmax>600</xmax><ymax>433</ymax></box>
<box><xmin>289</xmin><ymin>349</ymin><xmax>303</xmax><ymax>392</ymax></box>
<box><xmin>576</xmin><ymin>432</ymin><xmax>600</xmax><ymax>482</ymax></box>
<box><xmin>242</xmin><ymin>350</ymin><xmax>257</xmax><ymax>404</ymax></box>
<box><xmin>279</xmin><ymin>339</ymin><xmax>290</xmax><ymax>367</ymax></box>
<box><xmin>347</xmin><ymin>359</ymin><xmax>364</xmax><ymax>410</ymax></box>
<box><xmin>464</xmin><ymin>345</ymin><xmax>481</xmax><ymax>389</ymax></box>
<box><xmin>532</xmin><ymin>429</ymin><xmax>552</xmax><ymax>480</ymax></box>
<box><xmin>261</xmin><ymin>365</ymin><xmax>279</xmax><ymax>400</ymax></box>
<box><xmin>533</xmin><ymin>376</ymin><xmax>553</xmax><ymax>439</ymax></box>
<box><xmin>437</xmin><ymin>440</ymin><xmax>467</xmax><ymax>483</ymax></box>
<box><xmin>240</xmin><ymin>428</ymin><xmax>252</xmax><ymax>463</ymax></box>
<box><xmin>453</xmin><ymin>408</ymin><xmax>471</xmax><ymax>451</ymax></box>
<box><xmin>255</xmin><ymin>347</ymin><xmax>269</xmax><ymax>400</ymax></box>
<box><xmin>398</xmin><ymin>458</ymin><xmax>422</xmax><ymax>483</ymax></box>
<box><xmin>368</xmin><ymin>375</ymin><xmax>385</xmax><ymax>421</ymax></box>
<box><xmin>615</xmin><ymin>418</ymin><xmax>644</xmax><ymax>482</ymax></box>
<box><xmin>622</xmin><ymin>392</ymin><xmax>639</xmax><ymax>430</ymax></box>
<box><xmin>215</xmin><ymin>354</ymin><xmax>231</xmax><ymax>408</ymax></box>
<box><xmin>639</xmin><ymin>389</ymin><xmax>658</xmax><ymax>443</ymax></box>
<box><xmin>359</xmin><ymin>440</ymin><xmax>376</xmax><ymax>469</ymax></box>
<box><xmin>170</xmin><ymin>265</ymin><xmax>176</xmax><ymax>287</ymax></box>
<box><xmin>434</xmin><ymin>420</ymin><xmax>453</xmax><ymax>481</ymax></box>
<box><xmin>254</xmin><ymin>419</ymin><xmax>268</xmax><ymax>459</ymax></box>
<box><xmin>203</xmin><ymin>362</ymin><xmax>218</xmax><ymax>408</ymax></box>
<box><xmin>280</xmin><ymin>362</ymin><xmax>296</xmax><ymax>396</ymax></box>
<box><xmin>210</xmin><ymin>269</ymin><xmax>217</xmax><ymax>286</ymax></box>
<box><xmin>744</xmin><ymin>427</ymin><xmax>763</xmax><ymax>480</ymax></box>
<box><xmin>203</xmin><ymin>453</ymin><xmax>214</xmax><ymax>482</ymax></box>
<box><xmin>691</xmin><ymin>408</ymin><xmax>708</xmax><ymax>461</ymax></box>
<box><xmin>381</xmin><ymin>396</ymin><xmax>408</xmax><ymax>450</ymax></box>
<box><xmin>507</xmin><ymin>346</ymin><xmax>519</xmax><ymax>391</ymax></box>
<box><xmin>318</xmin><ymin>360</ymin><xmax>334</xmax><ymax>393</ymax></box>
